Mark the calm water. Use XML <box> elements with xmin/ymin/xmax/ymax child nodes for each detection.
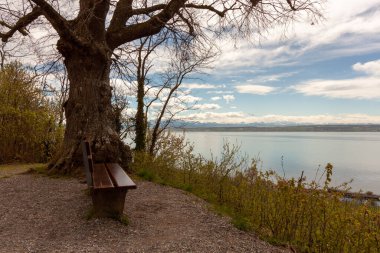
<box><xmin>180</xmin><ymin>132</ymin><xmax>380</xmax><ymax>194</ymax></box>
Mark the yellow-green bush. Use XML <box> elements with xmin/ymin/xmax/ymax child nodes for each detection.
<box><xmin>132</xmin><ymin>132</ymin><xmax>380</xmax><ymax>253</ymax></box>
<box><xmin>0</xmin><ymin>62</ymin><xmax>63</xmax><ymax>163</ymax></box>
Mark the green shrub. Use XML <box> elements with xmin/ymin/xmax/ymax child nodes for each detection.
<box><xmin>137</xmin><ymin>169</ymin><xmax>156</xmax><ymax>181</ymax></box>
<box><xmin>132</xmin><ymin>132</ymin><xmax>380</xmax><ymax>253</ymax></box>
<box><xmin>232</xmin><ymin>215</ymin><xmax>252</xmax><ymax>231</ymax></box>
<box><xmin>0</xmin><ymin>62</ymin><xmax>63</xmax><ymax>163</ymax></box>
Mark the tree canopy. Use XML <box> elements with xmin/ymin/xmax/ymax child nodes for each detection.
<box><xmin>0</xmin><ymin>1</ymin><xmax>322</xmax><ymax>59</ymax></box>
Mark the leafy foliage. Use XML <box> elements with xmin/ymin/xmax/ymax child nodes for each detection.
<box><xmin>0</xmin><ymin>62</ymin><xmax>63</xmax><ymax>163</ymax></box>
<box><xmin>132</xmin><ymin>132</ymin><xmax>380</xmax><ymax>253</ymax></box>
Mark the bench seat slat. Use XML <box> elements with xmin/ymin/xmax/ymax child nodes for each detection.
<box><xmin>106</xmin><ymin>163</ymin><xmax>137</xmax><ymax>189</ymax></box>
<box><xmin>93</xmin><ymin>164</ymin><xmax>114</xmax><ymax>189</ymax></box>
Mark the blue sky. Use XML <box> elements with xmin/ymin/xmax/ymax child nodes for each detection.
<box><xmin>175</xmin><ymin>0</ymin><xmax>380</xmax><ymax>125</ymax></box>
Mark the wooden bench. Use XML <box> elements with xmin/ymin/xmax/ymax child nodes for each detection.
<box><xmin>82</xmin><ymin>141</ymin><xmax>136</xmax><ymax>217</ymax></box>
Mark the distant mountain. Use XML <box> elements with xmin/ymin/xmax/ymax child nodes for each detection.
<box><xmin>169</xmin><ymin>120</ymin><xmax>288</xmax><ymax>128</ymax></box>
<box><xmin>169</xmin><ymin>121</ymin><xmax>380</xmax><ymax>132</ymax></box>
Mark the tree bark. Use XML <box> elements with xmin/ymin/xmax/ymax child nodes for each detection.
<box><xmin>48</xmin><ymin>45</ymin><xmax>131</xmax><ymax>174</ymax></box>
<box><xmin>135</xmin><ymin>77</ymin><xmax>146</xmax><ymax>151</ymax></box>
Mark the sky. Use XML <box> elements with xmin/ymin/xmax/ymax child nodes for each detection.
<box><xmin>3</xmin><ymin>0</ymin><xmax>380</xmax><ymax>126</ymax></box>
<box><xmin>174</xmin><ymin>0</ymin><xmax>380</xmax><ymax>125</ymax></box>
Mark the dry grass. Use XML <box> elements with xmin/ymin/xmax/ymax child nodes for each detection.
<box><xmin>133</xmin><ymin>133</ymin><xmax>380</xmax><ymax>253</ymax></box>
<box><xmin>0</xmin><ymin>163</ymin><xmax>45</xmax><ymax>178</ymax></box>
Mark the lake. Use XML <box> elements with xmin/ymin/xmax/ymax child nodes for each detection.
<box><xmin>179</xmin><ymin>131</ymin><xmax>380</xmax><ymax>194</ymax></box>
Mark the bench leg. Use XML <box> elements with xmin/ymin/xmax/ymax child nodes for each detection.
<box><xmin>92</xmin><ymin>189</ymin><xmax>128</xmax><ymax>218</ymax></box>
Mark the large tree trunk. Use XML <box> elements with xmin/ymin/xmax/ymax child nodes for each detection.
<box><xmin>46</xmin><ymin>0</ymin><xmax>134</xmax><ymax>174</ymax></box>
<box><xmin>48</xmin><ymin>48</ymin><xmax>131</xmax><ymax>174</ymax></box>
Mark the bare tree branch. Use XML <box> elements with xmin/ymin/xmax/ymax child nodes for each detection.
<box><xmin>108</xmin><ymin>0</ymin><xmax>133</xmax><ymax>33</ymax></box>
<box><xmin>106</xmin><ymin>0</ymin><xmax>187</xmax><ymax>49</ymax></box>
<box><xmin>184</xmin><ymin>3</ymin><xmax>228</xmax><ymax>17</ymax></box>
<box><xmin>124</xmin><ymin>3</ymin><xmax>229</xmax><ymax>18</ymax></box>
<box><xmin>30</xmin><ymin>0</ymin><xmax>81</xmax><ymax>43</ymax></box>
<box><xmin>0</xmin><ymin>7</ymin><xmax>42</xmax><ymax>42</ymax></box>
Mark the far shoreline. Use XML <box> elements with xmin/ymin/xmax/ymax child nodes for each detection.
<box><xmin>171</xmin><ymin>124</ymin><xmax>380</xmax><ymax>132</ymax></box>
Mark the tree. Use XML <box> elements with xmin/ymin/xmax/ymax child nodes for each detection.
<box><xmin>114</xmin><ymin>31</ymin><xmax>216</xmax><ymax>154</ymax></box>
<box><xmin>0</xmin><ymin>0</ymin><xmax>322</xmax><ymax>173</ymax></box>
<box><xmin>148</xmin><ymin>43</ymin><xmax>216</xmax><ymax>155</ymax></box>
<box><xmin>130</xmin><ymin>35</ymin><xmax>166</xmax><ymax>152</ymax></box>
<box><xmin>119</xmin><ymin>32</ymin><xmax>210</xmax><ymax>153</ymax></box>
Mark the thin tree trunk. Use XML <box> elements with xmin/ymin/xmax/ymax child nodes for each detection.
<box><xmin>149</xmin><ymin>84</ymin><xmax>178</xmax><ymax>155</ymax></box>
<box><xmin>135</xmin><ymin>77</ymin><xmax>146</xmax><ymax>151</ymax></box>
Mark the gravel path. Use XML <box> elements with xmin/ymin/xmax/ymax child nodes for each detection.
<box><xmin>0</xmin><ymin>172</ymin><xmax>289</xmax><ymax>253</ymax></box>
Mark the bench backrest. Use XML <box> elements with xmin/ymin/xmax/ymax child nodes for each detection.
<box><xmin>81</xmin><ymin>140</ymin><xmax>94</xmax><ymax>187</ymax></box>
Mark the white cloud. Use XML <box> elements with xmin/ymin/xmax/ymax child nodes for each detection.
<box><xmin>211</xmin><ymin>96</ymin><xmax>221</xmax><ymax>101</ymax></box>
<box><xmin>223</xmin><ymin>95</ymin><xmax>235</xmax><ymax>103</ymax></box>
<box><xmin>181</xmin><ymin>112</ymin><xmax>380</xmax><ymax>125</ymax></box>
<box><xmin>193</xmin><ymin>103</ymin><xmax>221</xmax><ymax>110</ymax></box>
<box><xmin>177</xmin><ymin>95</ymin><xmax>203</xmax><ymax>103</ymax></box>
<box><xmin>146</xmin><ymin>94</ymin><xmax>203</xmax><ymax>118</ymax></box>
<box><xmin>283</xmin><ymin>0</ymin><xmax>380</xmax><ymax>62</ymax></box>
<box><xmin>209</xmin><ymin>0</ymin><xmax>380</xmax><ymax>74</ymax></box>
<box><xmin>182</xmin><ymin>83</ymin><xmax>219</xmax><ymax>90</ymax></box>
<box><xmin>110</xmin><ymin>78</ymin><xmax>135</xmax><ymax>96</ymax></box>
<box><xmin>182</xmin><ymin>112</ymin><xmax>246</xmax><ymax>124</ymax></box>
<box><xmin>353</xmin><ymin>59</ymin><xmax>380</xmax><ymax>76</ymax></box>
<box><xmin>292</xmin><ymin>77</ymin><xmax>380</xmax><ymax>99</ymax></box>
<box><xmin>124</xmin><ymin>108</ymin><xmax>137</xmax><ymax>118</ymax></box>
<box><xmin>207</xmin><ymin>90</ymin><xmax>234</xmax><ymax>94</ymax></box>
<box><xmin>292</xmin><ymin>59</ymin><xmax>380</xmax><ymax>100</ymax></box>
<box><xmin>236</xmin><ymin>85</ymin><xmax>277</xmax><ymax>95</ymax></box>
<box><xmin>246</xmin><ymin>72</ymin><xmax>297</xmax><ymax>83</ymax></box>
<box><xmin>150</xmin><ymin>102</ymin><xmax>162</xmax><ymax>109</ymax></box>
<box><xmin>213</xmin><ymin>42</ymin><xmax>295</xmax><ymax>71</ymax></box>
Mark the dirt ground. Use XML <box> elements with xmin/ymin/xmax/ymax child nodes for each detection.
<box><xmin>0</xmin><ymin>168</ymin><xmax>289</xmax><ymax>253</ymax></box>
